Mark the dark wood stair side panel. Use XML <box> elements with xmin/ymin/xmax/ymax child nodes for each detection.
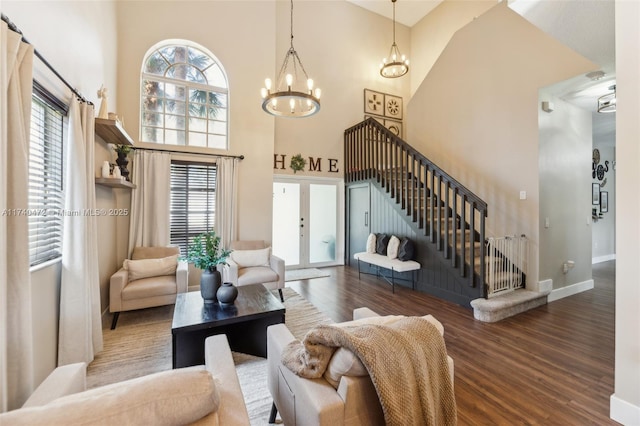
<box><xmin>358</xmin><ymin>180</ymin><xmax>483</xmax><ymax>307</ymax></box>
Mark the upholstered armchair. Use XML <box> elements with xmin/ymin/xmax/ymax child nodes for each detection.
<box><xmin>109</xmin><ymin>246</ymin><xmax>188</xmax><ymax>329</ymax></box>
<box><xmin>223</xmin><ymin>240</ymin><xmax>285</xmax><ymax>302</ymax></box>
<box><xmin>267</xmin><ymin>308</ymin><xmax>455</xmax><ymax>425</ymax></box>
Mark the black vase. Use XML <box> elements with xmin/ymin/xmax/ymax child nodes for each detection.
<box><xmin>115</xmin><ymin>152</ymin><xmax>130</xmax><ymax>182</ymax></box>
<box><xmin>200</xmin><ymin>268</ymin><xmax>221</xmax><ymax>304</ymax></box>
<box><xmin>217</xmin><ymin>282</ymin><xmax>238</xmax><ymax>306</ymax></box>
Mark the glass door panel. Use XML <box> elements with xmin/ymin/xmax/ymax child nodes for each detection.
<box><xmin>272</xmin><ymin>182</ymin><xmax>301</xmax><ymax>267</ymax></box>
<box><xmin>309</xmin><ymin>184</ymin><xmax>337</xmax><ymax>264</ymax></box>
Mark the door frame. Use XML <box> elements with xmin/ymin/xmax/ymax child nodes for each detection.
<box><xmin>273</xmin><ymin>174</ymin><xmax>345</xmax><ymax>269</ymax></box>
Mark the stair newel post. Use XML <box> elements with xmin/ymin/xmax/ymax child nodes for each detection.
<box><xmin>402</xmin><ymin>146</ymin><xmax>408</xmax><ymax>210</ymax></box>
<box><xmin>480</xmin><ymin>210</ymin><xmax>487</xmax><ymax>297</ymax></box>
<box><xmin>412</xmin><ymin>155</ymin><xmax>419</xmax><ymax>223</ymax></box>
<box><xmin>469</xmin><ymin>203</ymin><xmax>476</xmax><ymax>287</ymax></box>
<box><xmin>382</xmin><ymin>130</ymin><xmax>388</xmax><ymax>190</ymax></box>
<box><xmin>422</xmin><ymin>163</ymin><xmax>429</xmax><ymax>235</ymax></box>
<box><xmin>366</xmin><ymin>122</ymin><xmax>372</xmax><ymax>180</ymax></box>
<box><xmin>429</xmin><ymin>169</ymin><xmax>436</xmax><ymax>242</ymax></box>
<box><xmin>373</xmin><ymin>126</ymin><xmax>382</xmax><ymax>183</ymax></box>
<box><xmin>344</xmin><ymin>129</ymin><xmax>349</xmax><ymax>183</ymax></box>
<box><xmin>436</xmin><ymin>175</ymin><xmax>443</xmax><ymax>250</ymax></box>
<box><xmin>460</xmin><ymin>194</ymin><xmax>467</xmax><ymax>277</ymax></box>
<box><xmin>444</xmin><ymin>180</ymin><xmax>451</xmax><ymax>259</ymax></box>
<box><xmin>392</xmin><ymin>139</ymin><xmax>398</xmax><ymax>200</ymax></box>
<box><xmin>451</xmin><ymin>187</ymin><xmax>458</xmax><ymax>269</ymax></box>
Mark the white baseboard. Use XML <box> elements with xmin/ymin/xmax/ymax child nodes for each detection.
<box><xmin>592</xmin><ymin>254</ymin><xmax>616</xmax><ymax>264</ymax></box>
<box><xmin>548</xmin><ymin>279</ymin><xmax>594</xmax><ymax>302</ymax></box>
<box><xmin>611</xmin><ymin>393</ymin><xmax>640</xmax><ymax>425</ymax></box>
<box><xmin>529</xmin><ymin>279</ymin><xmax>553</xmax><ymax>293</ymax></box>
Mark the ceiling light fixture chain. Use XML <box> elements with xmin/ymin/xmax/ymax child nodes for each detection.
<box><xmin>380</xmin><ymin>0</ymin><xmax>409</xmax><ymax>78</ymax></box>
<box><xmin>261</xmin><ymin>0</ymin><xmax>321</xmax><ymax>118</ymax></box>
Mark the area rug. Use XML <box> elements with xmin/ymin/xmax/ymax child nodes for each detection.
<box><xmin>284</xmin><ymin>267</ymin><xmax>331</xmax><ymax>282</ymax></box>
<box><xmin>87</xmin><ymin>287</ymin><xmax>332</xmax><ymax>425</ymax></box>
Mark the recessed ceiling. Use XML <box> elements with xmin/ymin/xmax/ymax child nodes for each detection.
<box><xmin>346</xmin><ymin>0</ymin><xmax>443</xmax><ymax>28</ymax></box>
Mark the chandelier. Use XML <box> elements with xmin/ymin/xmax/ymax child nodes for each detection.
<box><xmin>380</xmin><ymin>0</ymin><xmax>409</xmax><ymax>78</ymax></box>
<box><xmin>597</xmin><ymin>84</ymin><xmax>616</xmax><ymax>113</ymax></box>
<box><xmin>261</xmin><ymin>0</ymin><xmax>321</xmax><ymax>118</ymax></box>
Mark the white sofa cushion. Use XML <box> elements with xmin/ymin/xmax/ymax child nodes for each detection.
<box><xmin>231</xmin><ymin>247</ymin><xmax>271</xmax><ymax>268</ymax></box>
<box><xmin>1</xmin><ymin>366</ymin><xmax>219</xmax><ymax>425</ymax></box>
<box><xmin>323</xmin><ymin>314</ymin><xmax>445</xmax><ymax>389</ymax></box>
<box><xmin>123</xmin><ymin>254</ymin><xmax>178</xmax><ymax>281</ymax></box>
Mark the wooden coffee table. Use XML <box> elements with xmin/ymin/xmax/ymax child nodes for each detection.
<box><xmin>171</xmin><ymin>284</ymin><xmax>285</xmax><ymax>368</ymax></box>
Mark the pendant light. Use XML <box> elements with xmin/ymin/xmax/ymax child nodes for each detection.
<box><xmin>261</xmin><ymin>0</ymin><xmax>321</xmax><ymax>118</ymax></box>
<box><xmin>380</xmin><ymin>0</ymin><xmax>409</xmax><ymax>78</ymax></box>
<box><xmin>597</xmin><ymin>84</ymin><xmax>616</xmax><ymax>113</ymax></box>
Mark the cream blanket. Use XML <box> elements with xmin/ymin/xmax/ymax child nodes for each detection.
<box><xmin>281</xmin><ymin>317</ymin><xmax>457</xmax><ymax>426</ymax></box>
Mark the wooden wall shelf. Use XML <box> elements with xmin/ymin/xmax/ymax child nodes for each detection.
<box><xmin>95</xmin><ymin>118</ymin><xmax>134</xmax><ymax>146</ymax></box>
<box><xmin>95</xmin><ymin>177</ymin><xmax>136</xmax><ymax>189</ymax></box>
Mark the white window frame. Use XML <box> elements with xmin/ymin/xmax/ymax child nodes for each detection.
<box><xmin>140</xmin><ymin>40</ymin><xmax>229</xmax><ymax>150</ymax></box>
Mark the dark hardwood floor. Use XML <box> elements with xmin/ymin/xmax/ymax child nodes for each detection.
<box><xmin>287</xmin><ymin>260</ymin><xmax>618</xmax><ymax>425</ymax></box>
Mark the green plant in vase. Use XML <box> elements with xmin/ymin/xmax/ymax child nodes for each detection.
<box><xmin>182</xmin><ymin>231</ymin><xmax>232</xmax><ymax>304</ymax></box>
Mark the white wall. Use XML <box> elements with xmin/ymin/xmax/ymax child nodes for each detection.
<box><xmin>591</xmin><ymin>142</ymin><xmax>615</xmax><ymax>262</ymax></box>
<box><xmin>409</xmin><ymin>0</ymin><xmax>495</xmax><ymax>97</ymax></box>
<box><xmin>538</xmin><ymin>94</ymin><xmax>593</xmax><ymax>289</ymax></box>
<box><xmin>611</xmin><ymin>1</ymin><xmax>640</xmax><ymax>423</ymax></box>
<box><xmin>273</xmin><ymin>0</ymin><xmax>410</xmax><ymax>178</ymax></box>
<box><xmin>1</xmin><ymin>0</ymin><xmax>118</xmax><ymax>386</ymax></box>
<box><xmin>405</xmin><ymin>3</ymin><xmax>596</xmax><ymax>289</ymax></box>
<box><xmin>115</xmin><ymin>1</ymin><xmax>276</xmax><ymax>250</ymax></box>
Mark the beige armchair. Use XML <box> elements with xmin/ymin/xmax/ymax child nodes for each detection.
<box><xmin>267</xmin><ymin>308</ymin><xmax>455</xmax><ymax>425</ymax></box>
<box><xmin>223</xmin><ymin>240</ymin><xmax>285</xmax><ymax>302</ymax></box>
<box><xmin>109</xmin><ymin>246</ymin><xmax>188</xmax><ymax>329</ymax></box>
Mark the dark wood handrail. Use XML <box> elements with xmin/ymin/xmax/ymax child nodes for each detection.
<box><xmin>345</xmin><ymin>117</ymin><xmax>488</xmax><ymax>291</ymax></box>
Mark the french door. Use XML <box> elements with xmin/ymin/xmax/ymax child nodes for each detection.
<box><xmin>272</xmin><ymin>176</ymin><xmax>343</xmax><ymax>269</ymax></box>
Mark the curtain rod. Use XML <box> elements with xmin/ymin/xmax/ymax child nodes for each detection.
<box><xmin>133</xmin><ymin>145</ymin><xmax>245</xmax><ymax>160</ymax></box>
<box><xmin>1</xmin><ymin>13</ymin><xmax>92</xmax><ymax>105</ymax></box>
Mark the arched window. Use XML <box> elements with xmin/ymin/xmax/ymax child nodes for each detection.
<box><xmin>140</xmin><ymin>41</ymin><xmax>228</xmax><ymax>149</ymax></box>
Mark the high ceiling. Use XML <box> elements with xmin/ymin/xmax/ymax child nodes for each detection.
<box><xmin>347</xmin><ymin>0</ymin><xmax>616</xmax><ymax>142</ymax></box>
<box><xmin>346</xmin><ymin>0</ymin><xmax>443</xmax><ymax>28</ymax></box>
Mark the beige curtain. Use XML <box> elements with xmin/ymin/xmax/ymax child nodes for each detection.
<box><xmin>58</xmin><ymin>100</ymin><xmax>103</xmax><ymax>366</ymax></box>
<box><xmin>215</xmin><ymin>157</ymin><xmax>239</xmax><ymax>248</ymax></box>
<box><xmin>128</xmin><ymin>150</ymin><xmax>171</xmax><ymax>254</ymax></box>
<box><xmin>0</xmin><ymin>21</ymin><xmax>34</xmax><ymax>411</ymax></box>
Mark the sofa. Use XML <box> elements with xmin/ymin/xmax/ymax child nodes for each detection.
<box><xmin>267</xmin><ymin>307</ymin><xmax>455</xmax><ymax>425</ymax></box>
<box><xmin>0</xmin><ymin>335</ymin><xmax>250</xmax><ymax>425</ymax></box>
<box><xmin>224</xmin><ymin>240</ymin><xmax>285</xmax><ymax>302</ymax></box>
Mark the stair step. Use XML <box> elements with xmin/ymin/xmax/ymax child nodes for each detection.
<box><xmin>470</xmin><ymin>289</ymin><xmax>550</xmax><ymax>322</ymax></box>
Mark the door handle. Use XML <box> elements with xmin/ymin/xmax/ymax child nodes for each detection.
<box><xmin>364</xmin><ymin>211</ymin><xmax>368</xmax><ymax>227</ymax></box>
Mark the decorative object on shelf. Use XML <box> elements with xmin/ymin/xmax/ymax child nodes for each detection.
<box><xmin>379</xmin><ymin>0</ymin><xmax>409</xmax><ymax>78</ymax></box>
<box><xmin>181</xmin><ymin>230</ymin><xmax>232</xmax><ymax>304</ymax></box>
<box><xmin>101</xmin><ymin>160</ymin><xmax>110</xmax><ymax>178</ymax></box>
<box><xmin>290</xmin><ymin>154</ymin><xmax>307</xmax><ymax>173</ymax></box>
<box><xmin>112</xmin><ymin>164</ymin><xmax>121</xmax><ymax>179</ymax></box>
<box><xmin>216</xmin><ymin>282</ymin><xmax>238</xmax><ymax>306</ymax></box>
<box><xmin>597</xmin><ymin>84</ymin><xmax>616</xmax><ymax>113</ymax></box>
<box><xmin>260</xmin><ymin>0</ymin><xmax>321</xmax><ymax>118</ymax></box>
<box><xmin>113</xmin><ymin>144</ymin><xmax>132</xmax><ymax>182</ymax></box>
<box><xmin>97</xmin><ymin>85</ymin><xmax>108</xmax><ymax>119</ymax></box>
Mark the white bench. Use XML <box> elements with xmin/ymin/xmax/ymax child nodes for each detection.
<box><xmin>353</xmin><ymin>252</ymin><xmax>421</xmax><ymax>292</ymax></box>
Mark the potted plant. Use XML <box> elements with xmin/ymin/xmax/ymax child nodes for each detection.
<box><xmin>183</xmin><ymin>230</ymin><xmax>232</xmax><ymax>304</ymax></box>
<box><xmin>113</xmin><ymin>144</ymin><xmax>133</xmax><ymax>181</ymax></box>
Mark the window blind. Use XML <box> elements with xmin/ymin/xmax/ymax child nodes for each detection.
<box><xmin>170</xmin><ymin>161</ymin><xmax>217</xmax><ymax>255</ymax></box>
<box><xmin>28</xmin><ymin>84</ymin><xmax>66</xmax><ymax>266</ymax></box>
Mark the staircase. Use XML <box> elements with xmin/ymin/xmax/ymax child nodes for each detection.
<box><xmin>344</xmin><ymin>118</ymin><xmax>547</xmax><ymax>318</ymax></box>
